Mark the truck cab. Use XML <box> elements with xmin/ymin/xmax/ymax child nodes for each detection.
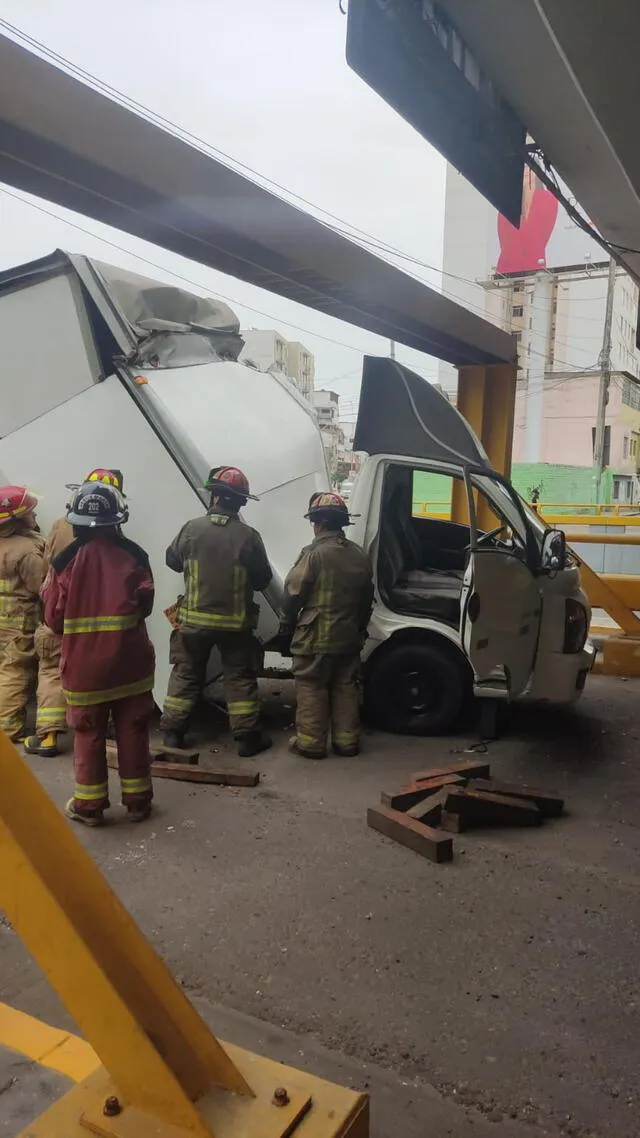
<box><xmin>347</xmin><ymin>357</ymin><xmax>594</xmax><ymax>734</ymax></box>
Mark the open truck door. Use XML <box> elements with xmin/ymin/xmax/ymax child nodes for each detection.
<box><xmin>459</xmin><ymin>470</ymin><xmax>542</xmax><ymax>698</ymax></box>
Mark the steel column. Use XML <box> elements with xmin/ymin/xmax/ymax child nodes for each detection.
<box><xmin>451</xmin><ymin>361</ymin><xmax>517</xmax><ymax>527</ymax></box>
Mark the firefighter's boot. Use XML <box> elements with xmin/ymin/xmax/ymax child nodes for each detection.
<box><xmin>24</xmin><ymin>731</ymin><xmax>60</xmax><ymax>758</ymax></box>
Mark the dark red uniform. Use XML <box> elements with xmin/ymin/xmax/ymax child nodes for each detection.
<box><xmin>41</xmin><ymin>533</ymin><xmax>155</xmax><ymax>816</ymax></box>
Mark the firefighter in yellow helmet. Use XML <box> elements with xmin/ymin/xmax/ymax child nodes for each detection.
<box><xmin>0</xmin><ymin>486</ymin><xmax>45</xmax><ymax>741</ymax></box>
<box><xmin>160</xmin><ymin>466</ymin><xmax>273</xmax><ymax>757</ymax></box>
<box><xmin>281</xmin><ymin>492</ymin><xmax>374</xmax><ymax>759</ymax></box>
<box><xmin>24</xmin><ymin>469</ymin><xmax>125</xmax><ymax>757</ymax></box>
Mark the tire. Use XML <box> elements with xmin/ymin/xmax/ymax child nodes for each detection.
<box><xmin>365</xmin><ymin>639</ymin><xmax>469</xmax><ymax>736</ymax></box>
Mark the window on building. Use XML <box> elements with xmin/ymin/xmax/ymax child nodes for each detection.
<box><xmin>622</xmin><ymin>377</ymin><xmax>640</xmax><ymax>409</ymax></box>
<box><xmin>514</xmin><ymin>332</ymin><xmax>522</xmax><ymax>343</ymax></box>
<box><xmin>613</xmin><ymin>476</ymin><xmax>633</xmax><ymax>502</ymax></box>
<box><xmin>513</xmin><ymin>280</ymin><xmax>524</xmax><ymax>292</ymax></box>
<box><xmin>623</xmin><ymin>436</ymin><xmax>629</xmax><ymax>459</ymax></box>
<box><xmin>591</xmin><ymin>424</ymin><xmax>611</xmax><ymax>467</ymax></box>
<box><xmin>512</xmin><ymin>305</ymin><xmax>523</xmax><ymax>318</ymax></box>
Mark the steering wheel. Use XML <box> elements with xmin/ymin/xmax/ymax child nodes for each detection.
<box><xmin>464</xmin><ymin>524</ymin><xmax>509</xmax><ymax>553</ymax></box>
<box><xmin>476</xmin><ymin>525</ymin><xmax>508</xmax><ymax>545</ymax></box>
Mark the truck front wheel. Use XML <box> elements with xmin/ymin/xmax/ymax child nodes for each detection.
<box><xmin>364</xmin><ymin>639</ymin><xmax>470</xmax><ymax>736</ymax></box>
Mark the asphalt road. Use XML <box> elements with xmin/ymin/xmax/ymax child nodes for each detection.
<box><xmin>2</xmin><ymin>675</ymin><xmax>640</xmax><ymax>1138</ymax></box>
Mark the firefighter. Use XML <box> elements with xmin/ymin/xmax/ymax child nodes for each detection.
<box><xmin>160</xmin><ymin>465</ymin><xmax>273</xmax><ymax>757</ymax></box>
<box><xmin>281</xmin><ymin>492</ymin><xmax>374</xmax><ymax>759</ymax></box>
<box><xmin>41</xmin><ymin>481</ymin><xmax>155</xmax><ymax>827</ymax></box>
<box><xmin>0</xmin><ymin>486</ymin><xmax>44</xmax><ymax>741</ymax></box>
<box><xmin>24</xmin><ymin>469</ymin><xmax>125</xmax><ymax>758</ymax></box>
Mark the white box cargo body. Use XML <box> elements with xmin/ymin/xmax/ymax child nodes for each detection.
<box><xmin>0</xmin><ymin>251</ymin><xmax>329</xmax><ymax>702</ymax></box>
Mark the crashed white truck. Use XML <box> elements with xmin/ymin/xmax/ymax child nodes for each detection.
<box><xmin>0</xmin><ymin>251</ymin><xmax>594</xmax><ymax>734</ymax></box>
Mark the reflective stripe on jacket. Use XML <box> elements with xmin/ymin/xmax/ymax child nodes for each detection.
<box><xmin>284</xmin><ymin>532</ymin><xmax>374</xmax><ymax>656</ymax></box>
<box><xmin>41</xmin><ymin>533</ymin><xmax>155</xmax><ymax>706</ymax></box>
<box><xmin>166</xmin><ymin>508</ymin><xmax>272</xmax><ymax>632</ymax></box>
<box><xmin>0</xmin><ymin>525</ymin><xmax>45</xmax><ymax>632</ymax></box>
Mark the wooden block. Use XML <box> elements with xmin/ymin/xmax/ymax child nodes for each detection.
<box><xmin>405</xmin><ymin>789</ymin><xmax>447</xmax><ymax>825</ymax></box>
<box><xmin>106</xmin><ymin>745</ymin><xmax>258</xmax><ymax>786</ymax></box>
<box><xmin>149</xmin><ymin>762</ymin><xmax>259</xmax><ymax>786</ymax></box>
<box><xmin>440</xmin><ymin>809</ymin><xmax>466</xmax><ymax>833</ymax></box>
<box><xmin>467</xmin><ymin>778</ymin><xmax>564</xmax><ymax>818</ymax></box>
<box><xmin>380</xmin><ymin>774</ymin><xmax>464</xmax><ymax>811</ymax></box>
<box><xmin>410</xmin><ymin>759</ymin><xmax>491</xmax><ymax>784</ymax></box>
<box><xmin>445</xmin><ymin>787</ymin><xmax>541</xmax><ymax>827</ymax></box>
<box><xmin>367</xmin><ymin>805</ymin><xmax>453</xmax><ymax>863</ymax></box>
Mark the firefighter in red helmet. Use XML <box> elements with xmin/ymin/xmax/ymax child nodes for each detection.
<box><xmin>160</xmin><ymin>466</ymin><xmax>273</xmax><ymax>757</ymax></box>
<box><xmin>281</xmin><ymin>492</ymin><xmax>373</xmax><ymax>759</ymax></box>
<box><xmin>0</xmin><ymin>486</ymin><xmax>45</xmax><ymax>741</ymax></box>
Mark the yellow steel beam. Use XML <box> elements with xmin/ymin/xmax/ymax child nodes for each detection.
<box><xmin>594</xmin><ymin>635</ymin><xmax>640</xmax><ymax>677</ymax></box>
<box><xmin>541</xmin><ymin>514</ymin><xmax>640</xmax><ymax>527</ymax></box>
<box><xmin>0</xmin><ymin>734</ymin><xmax>368</xmax><ymax>1138</ymax></box>
<box><xmin>598</xmin><ymin>574</ymin><xmax>640</xmax><ymax>609</ymax></box>
<box><xmin>567</xmin><ymin>532</ymin><xmax>640</xmax><ymax>545</ymax></box>
<box><xmin>571</xmin><ymin>556</ymin><xmax>640</xmax><ymax>635</ymax></box>
<box><xmin>451</xmin><ymin>361</ymin><xmax>517</xmax><ymax>528</ymax></box>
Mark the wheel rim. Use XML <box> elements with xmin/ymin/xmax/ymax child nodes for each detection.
<box><xmin>390</xmin><ymin>666</ymin><xmax>441</xmax><ymax>718</ymax></box>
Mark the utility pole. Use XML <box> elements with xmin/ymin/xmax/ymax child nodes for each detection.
<box><xmin>593</xmin><ymin>256</ymin><xmax>617</xmax><ymax>504</ymax></box>
<box><xmin>389</xmin><ymin>339</ymin><xmax>396</xmax><ymax>359</ymax></box>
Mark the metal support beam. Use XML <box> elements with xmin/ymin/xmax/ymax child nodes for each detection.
<box><xmin>0</xmin><ymin>732</ymin><xmax>368</xmax><ymax>1138</ymax></box>
<box><xmin>451</xmin><ymin>361</ymin><xmax>517</xmax><ymax>526</ymax></box>
<box><xmin>0</xmin><ymin>34</ymin><xmax>513</xmax><ymax>369</ymax></box>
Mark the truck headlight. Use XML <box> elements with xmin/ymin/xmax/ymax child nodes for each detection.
<box><xmin>563</xmin><ymin>599</ymin><xmax>588</xmax><ymax>653</ymax></box>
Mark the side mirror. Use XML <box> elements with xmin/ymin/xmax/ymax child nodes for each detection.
<box><xmin>541</xmin><ymin>528</ymin><xmax>566</xmax><ymax>571</ymax></box>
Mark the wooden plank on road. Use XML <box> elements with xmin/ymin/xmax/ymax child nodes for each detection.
<box><xmin>367</xmin><ymin>805</ymin><xmax>453</xmax><ymax>863</ymax></box>
<box><xmin>410</xmin><ymin>759</ymin><xmax>491</xmax><ymax>783</ymax></box>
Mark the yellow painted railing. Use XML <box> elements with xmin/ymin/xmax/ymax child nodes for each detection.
<box><xmin>411</xmin><ymin>502</ymin><xmax>640</xmax><ymax>629</ymax></box>
<box><xmin>413</xmin><ymin>502</ymin><xmax>640</xmax><ymax>526</ymax></box>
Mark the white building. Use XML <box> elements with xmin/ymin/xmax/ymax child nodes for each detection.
<box><xmin>438</xmin><ymin>166</ymin><xmax>640</xmax><ymax>500</ymax></box>
<box><xmin>240</xmin><ymin>328</ymin><xmax>289</xmax><ymax>376</ymax></box>
<box><xmin>438</xmin><ymin>166</ymin><xmax>640</xmax><ymax>389</ymax></box>
<box><xmin>239</xmin><ymin>329</ymin><xmax>315</xmax><ymax>399</ymax></box>
<box><xmin>311</xmin><ymin>389</ymin><xmax>344</xmax><ymax>478</ymax></box>
<box><xmin>286</xmin><ymin>341</ymin><xmax>315</xmax><ymax>399</ymax></box>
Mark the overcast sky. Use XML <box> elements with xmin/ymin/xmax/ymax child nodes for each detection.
<box><xmin>0</xmin><ymin>0</ymin><xmax>447</xmax><ymax>423</ymax></box>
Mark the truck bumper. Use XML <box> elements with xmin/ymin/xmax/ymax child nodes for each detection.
<box><xmin>525</xmin><ymin>641</ymin><xmax>595</xmax><ymax>704</ymax></box>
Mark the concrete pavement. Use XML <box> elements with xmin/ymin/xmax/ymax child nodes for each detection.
<box><xmin>1</xmin><ymin>675</ymin><xmax>640</xmax><ymax>1137</ymax></box>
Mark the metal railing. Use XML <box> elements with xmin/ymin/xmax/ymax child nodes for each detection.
<box><xmin>411</xmin><ymin>501</ymin><xmax>640</xmax><ymax>631</ymax></box>
<box><xmin>413</xmin><ymin>502</ymin><xmax>640</xmax><ymax>526</ymax></box>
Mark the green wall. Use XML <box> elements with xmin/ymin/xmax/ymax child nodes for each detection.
<box><xmin>412</xmin><ymin>464</ymin><xmax>614</xmax><ymax>514</ymax></box>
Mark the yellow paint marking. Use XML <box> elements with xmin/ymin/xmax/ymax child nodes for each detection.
<box><xmin>0</xmin><ymin>1003</ymin><xmax>99</xmax><ymax>1081</ymax></box>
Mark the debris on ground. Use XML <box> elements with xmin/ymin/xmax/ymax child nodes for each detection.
<box><xmin>106</xmin><ymin>742</ymin><xmax>260</xmax><ymax>787</ymax></box>
<box><xmin>367</xmin><ymin>759</ymin><xmax>565</xmax><ymax>863</ymax></box>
